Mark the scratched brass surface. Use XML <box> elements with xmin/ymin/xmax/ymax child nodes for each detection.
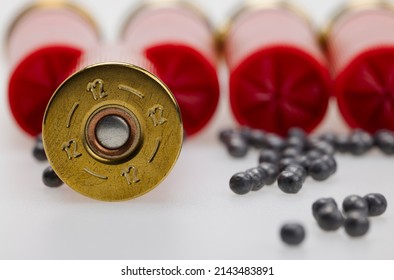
<box><xmin>43</xmin><ymin>63</ymin><xmax>183</xmax><ymax>201</ymax></box>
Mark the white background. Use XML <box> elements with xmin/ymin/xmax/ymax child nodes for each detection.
<box><xmin>0</xmin><ymin>0</ymin><xmax>393</xmax><ymax>260</ymax></box>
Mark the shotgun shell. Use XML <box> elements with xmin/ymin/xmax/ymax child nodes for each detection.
<box><xmin>223</xmin><ymin>1</ymin><xmax>331</xmax><ymax>136</ymax></box>
<box><xmin>324</xmin><ymin>1</ymin><xmax>394</xmax><ymax>133</ymax></box>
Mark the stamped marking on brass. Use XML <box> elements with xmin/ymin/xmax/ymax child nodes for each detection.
<box><xmin>148</xmin><ymin>104</ymin><xmax>167</xmax><ymax>127</ymax></box>
<box><xmin>62</xmin><ymin>140</ymin><xmax>82</xmax><ymax>160</ymax></box>
<box><xmin>66</xmin><ymin>102</ymin><xmax>80</xmax><ymax>128</ymax></box>
<box><xmin>118</xmin><ymin>84</ymin><xmax>145</xmax><ymax>99</ymax></box>
<box><xmin>87</xmin><ymin>79</ymin><xmax>108</xmax><ymax>100</ymax></box>
<box><xmin>121</xmin><ymin>165</ymin><xmax>140</xmax><ymax>185</ymax></box>
<box><xmin>148</xmin><ymin>138</ymin><xmax>162</xmax><ymax>163</ymax></box>
<box><xmin>83</xmin><ymin>167</ymin><xmax>108</xmax><ymax>180</ymax></box>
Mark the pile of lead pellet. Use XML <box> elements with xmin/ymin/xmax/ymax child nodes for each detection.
<box><xmin>279</xmin><ymin>193</ymin><xmax>388</xmax><ymax>246</ymax></box>
<box><xmin>313</xmin><ymin>193</ymin><xmax>387</xmax><ymax>238</ymax></box>
<box><xmin>219</xmin><ymin>128</ymin><xmax>394</xmax><ymax>195</ymax></box>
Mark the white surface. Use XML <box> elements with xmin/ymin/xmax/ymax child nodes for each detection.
<box><xmin>1</xmin><ymin>0</ymin><xmax>394</xmax><ymax>260</ymax></box>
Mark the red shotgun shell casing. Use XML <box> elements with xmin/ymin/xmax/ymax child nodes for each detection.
<box><xmin>122</xmin><ymin>1</ymin><xmax>220</xmax><ymax>137</ymax></box>
<box><xmin>223</xmin><ymin>2</ymin><xmax>331</xmax><ymax>136</ymax></box>
<box><xmin>325</xmin><ymin>1</ymin><xmax>394</xmax><ymax>133</ymax></box>
<box><xmin>7</xmin><ymin>2</ymin><xmax>100</xmax><ymax>136</ymax></box>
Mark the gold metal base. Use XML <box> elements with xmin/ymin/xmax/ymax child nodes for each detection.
<box><xmin>43</xmin><ymin>63</ymin><xmax>183</xmax><ymax>202</ymax></box>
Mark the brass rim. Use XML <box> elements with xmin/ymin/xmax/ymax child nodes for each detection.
<box><xmin>5</xmin><ymin>0</ymin><xmax>100</xmax><ymax>55</ymax></box>
<box><xmin>84</xmin><ymin>105</ymin><xmax>142</xmax><ymax>162</ymax></box>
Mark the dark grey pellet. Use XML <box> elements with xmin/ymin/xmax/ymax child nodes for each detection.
<box><xmin>258</xmin><ymin>149</ymin><xmax>280</xmax><ymax>164</ymax></box>
<box><xmin>33</xmin><ymin>134</ymin><xmax>47</xmax><ymax>162</ymax></box>
<box><xmin>343</xmin><ymin>195</ymin><xmax>369</xmax><ymax>216</ymax></box>
<box><xmin>309</xmin><ymin>157</ymin><xmax>332</xmax><ymax>181</ymax></box>
<box><xmin>282</xmin><ymin>147</ymin><xmax>300</xmax><ymax>159</ymax></box>
<box><xmin>344</xmin><ymin>211</ymin><xmax>370</xmax><ymax>237</ymax></box>
<box><xmin>245</xmin><ymin>167</ymin><xmax>265</xmax><ymax>191</ymax></box>
<box><xmin>227</xmin><ymin>135</ymin><xmax>249</xmax><ymax>158</ymax></box>
<box><xmin>264</xmin><ymin>133</ymin><xmax>286</xmax><ymax>151</ymax></box>
<box><xmin>285</xmin><ymin>164</ymin><xmax>307</xmax><ymax>181</ymax></box>
<box><xmin>278</xmin><ymin>170</ymin><xmax>304</xmax><ymax>194</ymax></box>
<box><xmin>315</xmin><ymin>204</ymin><xmax>344</xmax><ymax>231</ymax></box>
<box><xmin>278</xmin><ymin>157</ymin><xmax>298</xmax><ymax>172</ymax></box>
<box><xmin>348</xmin><ymin>129</ymin><xmax>374</xmax><ymax>156</ymax></box>
<box><xmin>364</xmin><ymin>193</ymin><xmax>388</xmax><ymax>217</ymax></box>
<box><xmin>280</xmin><ymin>223</ymin><xmax>306</xmax><ymax>246</ymax></box>
<box><xmin>318</xmin><ymin>132</ymin><xmax>337</xmax><ymax>146</ymax></box>
<box><xmin>248</xmin><ymin>129</ymin><xmax>266</xmax><ymax>149</ymax></box>
<box><xmin>43</xmin><ymin>166</ymin><xmax>63</xmax><ymax>188</ymax></box>
<box><xmin>312</xmin><ymin>197</ymin><xmax>338</xmax><ymax>219</ymax></box>
<box><xmin>229</xmin><ymin>172</ymin><xmax>253</xmax><ymax>195</ymax></box>
<box><xmin>335</xmin><ymin>134</ymin><xmax>350</xmax><ymax>153</ymax></box>
<box><xmin>219</xmin><ymin>129</ymin><xmax>235</xmax><ymax>145</ymax></box>
<box><xmin>288</xmin><ymin>127</ymin><xmax>306</xmax><ymax>140</ymax></box>
<box><xmin>311</xmin><ymin>140</ymin><xmax>335</xmax><ymax>156</ymax></box>
<box><xmin>374</xmin><ymin>130</ymin><xmax>394</xmax><ymax>155</ymax></box>
<box><xmin>286</xmin><ymin>136</ymin><xmax>305</xmax><ymax>152</ymax></box>
<box><xmin>258</xmin><ymin>162</ymin><xmax>279</xmax><ymax>185</ymax></box>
